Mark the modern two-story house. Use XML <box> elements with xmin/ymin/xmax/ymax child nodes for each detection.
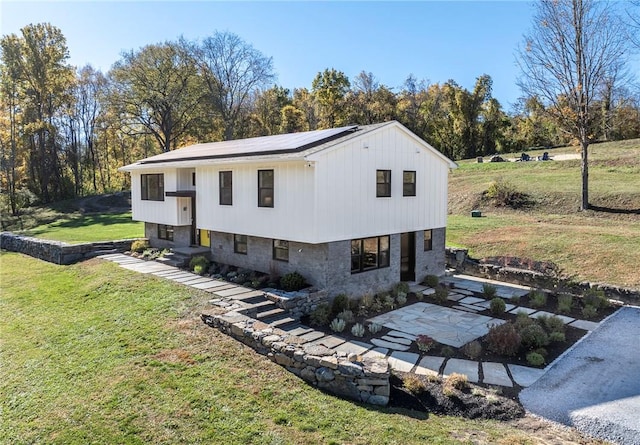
<box><xmin>120</xmin><ymin>121</ymin><xmax>457</xmax><ymax>296</ymax></box>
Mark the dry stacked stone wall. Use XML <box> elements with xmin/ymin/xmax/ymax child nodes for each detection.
<box><xmin>1</xmin><ymin>232</ymin><xmax>141</xmax><ymax>265</ymax></box>
<box><xmin>201</xmin><ymin>311</ymin><xmax>391</xmax><ymax>406</ymax></box>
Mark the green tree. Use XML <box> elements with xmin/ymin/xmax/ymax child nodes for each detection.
<box><xmin>348</xmin><ymin>71</ymin><xmax>397</xmax><ymax>125</ymax></box>
<box><xmin>311</xmin><ymin>68</ymin><xmax>351</xmax><ymax>128</ymax></box>
<box><xmin>517</xmin><ymin>0</ymin><xmax>630</xmax><ymax>210</ymax></box>
<box><xmin>249</xmin><ymin>85</ymin><xmax>291</xmax><ymax>136</ymax></box>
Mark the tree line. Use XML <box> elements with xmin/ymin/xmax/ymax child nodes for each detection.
<box><xmin>1</xmin><ymin>15</ymin><xmax>639</xmax><ymax>213</ymax></box>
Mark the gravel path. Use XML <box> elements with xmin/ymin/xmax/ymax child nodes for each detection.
<box><xmin>520</xmin><ymin>306</ymin><xmax>640</xmax><ymax>445</ymax></box>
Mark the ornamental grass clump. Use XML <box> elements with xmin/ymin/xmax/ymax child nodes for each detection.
<box><xmin>351</xmin><ymin>323</ymin><xmax>365</xmax><ymax>337</ymax></box>
<box><xmin>329</xmin><ymin>318</ymin><xmax>346</xmax><ymax>333</ymax></box>
<box><xmin>443</xmin><ymin>373</ymin><xmax>469</xmax><ymax>397</ymax></box>
<box><xmin>529</xmin><ymin>289</ymin><xmax>547</xmax><ymax>308</ymax></box>
<box><xmin>368</xmin><ymin>322</ymin><xmax>382</xmax><ymax>334</ymax></box>
<box><xmin>331</xmin><ymin>293</ymin><xmax>349</xmax><ymax>315</ymax></box>
<box><xmin>309</xmin><ymin>303</ymin><xmax>330</xmax><ymax>326</ymax></box>
<box><xmin>557</xmin><ymin>293</ymin><xmax>573</xmax><ymax>314</ymax></box>
<box><xmin>424</xmin><ymin>274</ymin><xmax>439</xmax><ymax>288</ymax></box>
<box><xmin>396</xmin><ymin>292</ymin><xmax>408</xmax><ymax>306</ymax></box>
<box><xmin>433</xmin><ymin>286</ymin><xmax>449</xmax><ymax>304</ymax></box>
<box><xmin>130</xmin><ymin>239</ymin><xmax>149</xmax><ymax>253</ymax></box>
<box><xmin>403</xmin><ymin>375</ymin><xmax>426</xmax><ymax>395</ymax></box>
<box><xmin>336</xmin><ymin>309</ymin><xmax>354</xmax><ymax>323</ymax></box>
<box><xmin>482</xmin><ymin>283</ymin><xmax>498</xmax><ymax>299</ymax></box>
<box><xmin>486</xmin><ymin>322</ymin><xmax>521</xmax><ymax>356</ymax></box>
<box><xmin>462</xmin><ymin>340</ymin><xmax>482</xmax><ymax>360</ymax></box>
<box><xmin>490</xmin><ymin>297</ymin><xmax>506</xmax><ymax>315</ymax></box>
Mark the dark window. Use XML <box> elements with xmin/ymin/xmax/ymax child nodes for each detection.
<box><xmin>219</xmin><ymin>171</ymin><xmax>233</xmax><ymax>205</ymax></box>
<box><xmin>258</xmin><ymin>169</ymin><xmax>274</xmax><ymax>207</ymax></box>
<box><xmin>192</xmin><ymin>172</ymin><xmax>196</xmax><ymax>186</ymax></box>
<box><xmin>351</xmin><ymin>236</ymin><xmax>390</xmax><ymax>273</ymax></box>
<box><xmin>403</xmin><ymin>171</ymin><xmax>416</xmax><ymax>197</ymax></box>
<box><xmin>141</xmin><ymin>174</ymin><xmax>164</xmax><ymax>201</ymax></box>
<box><xmin>273</xmin><ymin>239</ymin><xmax>289</xmax><ymax>262</ymax></box>
<box><xmin>376</xmin><ymin>170</ymin><xmax>391</xmax><ymax>197</ymax></box>
<box><xmin>234</xmin><ymin>234</ymin><xmax>247</xmax><ymax>254</ymax></box>
<box><xmin>424</xmin><ymin>230</ymin><xmax>433</xmax><ymax>251</ymax></box>
<box><xmin>158</xmin><ymin>224</ymin><xmax>174</xmax><ymax>241</ymax></box>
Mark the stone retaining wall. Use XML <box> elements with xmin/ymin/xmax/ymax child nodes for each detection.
<box><xmin>446</xmin><ymin>247</ymin><xmax>640</xmax><ymax>305</ymax></box>
<box><xmin>201</xmin><ymin>311</ymin><xmax>391</xmax><ymax>406</ymax></box>
<box><xmin>263</xmin><ymin>288</ymin><xmax>329</xmax><ymax>319</ymax></box>
<box><xmin>0</xmin><ymin>232</ymin><xmax>142</xmax><ymax>265</ymax></box>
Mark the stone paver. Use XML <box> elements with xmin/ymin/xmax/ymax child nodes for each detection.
<box><xmin>508</xmin><ymin>364</ymin><xmax>545</xmax><ymax>387</ymax></box>
<box><xmin>370</xmin><ymin>338</ymin><xmax>410</xmax><ymax>351</ymax></box>
<box><xmin>386</xmin><ymin>330</ymin><xmax>416</xmax><ymax>341</ymax></box>
<box><xmin>473</xmin><ymin>300</ymin><xmax>516</xmax><ymax>312</ymax></box>
<box><xmin>459</xmin><ymin>296</ymin><xmax>485</xmax><ymax>305</ymax></box>
<box><xmin>509</xmin><ymin>306</ymin><xmax>537</xmax><ymax>315</ymax></box>
<box><xmin>334</xmin><ymin>340</ymin><xmax>372</xmax><ymax>356</ymax></box>
<box><xmin>312</xmin><ymin>335</ymin><xmax>346</xmax><ymax>349</ymax></box>
<box><xmin>213</xmin><ymin>286</ymin><xmax>254</xmax><ymax>297</ymax></box>
<box><xmin>569</xmin><ymin>319</ymin><xmax>600</xmax><ymax>331</ymax></box>
<box><xmin>443</xmin><ymin>358</ymin><xmax>479</xmax><ymax>382</ymax></box>
<box><xmin>363</xmin><ymin>347</ymin><xmax>389</xmax><ymax>359</ymax></box>
<box><xmin>388</xmin><ymin>351</ymin><xmax>420</xmax><ymax>373</ymax></box>
<box><xmin>181</xmin><ymin>277</ymin><xmax>215</xmax><ymax>286</ymax></box>
<box><xmin>422</xmin><ymin>288</ymin><xmax>436</xmax><ymax>297</ymax></box>
<box><xmin>299</xmin><ymin>331</ymin><xmax>325</xmax><ymax>343</ymax></box>
<box><xmin>284</xmin><ymin>325</ymin><xmax>314</xmax><ymax>336</ymax></box>
<box><xmin>447</xmin><ymin>293</ymin><xmax>465</xmax><ymax>302</ymax></box>
<box><xmin>482</xmin><ymin>362</ymin><xmax>513</xmax><ymax>387</ymax></box>
<box><xmin>380</xmin><ymin>335</ymin><xmax>412</xmax><ymax>346</ymax></box>
<box><xmin>415</xmin><ymin>356</ymin><xmax>445</xmax><ymax>375</ymax></box>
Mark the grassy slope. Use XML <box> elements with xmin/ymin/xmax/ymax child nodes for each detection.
<box><xmin>1</xmin><ymin>252</ymin><xmax>553</xmax><ymax>445</ymax></box>
<box><xmin>447</xmin><ymin>139</ymin><xmax>640</xmax><ymax>288</ymax></box>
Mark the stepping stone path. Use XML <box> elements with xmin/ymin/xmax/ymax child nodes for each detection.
<box><xmin>97</xmin><ymin>254</ymin><xmax>603</xmax><ymax>391</ymax></box>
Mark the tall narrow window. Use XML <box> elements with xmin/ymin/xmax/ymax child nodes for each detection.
<box><xmin>273</xmin><ymin>239</ymin><xmax>289</xmax><ymax>261</ymax></box>
<box><xmin>424</xmin><ymin>229</ymin><xmax>433</xmax><ymax>251</ymax></box>
<box><xmin>219</xmin><ymin>171</ymin><xmax>232</xmax><ymax>205</ymax></box>
<box><xmin>234</xmin><ymin>234</ymin><xmax>247</xmax><ymax>254</ymax></box>
<box><xmin>376</xmin><ymin>170</ymin><xmax>391</xmax><ymax>197</ymax></box>
<box><xmin>258</xmin><ymin>169</ymin><xmax>274</xmax><ymax>207</ymax></box>
<box><xmin>403</xmin><ymin>171</ymin><xmax>416</xmax><ymax>196</ymax></box>
<box><xmin>192</xmin><ymin>172</ymin><xmax>196</xmax><ymax>186</ymax></box>
<box><xmin>141</xmin><ymin>174</ymin><xmax>164</xmax><ymax>201</ymax></box>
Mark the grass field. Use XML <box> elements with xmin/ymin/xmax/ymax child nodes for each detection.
<box><xmin>2</xmin><ymin>252</ymin><xmax>588</xmax><ymax>445</ymax></box>
<box><xmin>448</xmin><ymin>139</ymin><xmax>640</xmax><ymax>288</ymax></box>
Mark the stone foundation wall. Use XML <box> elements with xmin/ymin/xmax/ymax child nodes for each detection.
<box><xmin>1</xmin><ymin>232</ymin><xmax>142</xmax><ymax>265</ymax></box>
<box><xmin>201</xmin><ymin>311</ymin><xmax>390</xmax><ymax>406</ymax></box>
<box><xmin>446</xmin><ymin>247</ymin><xmax>640</xmax><ymax>305</ymax></box>
<box><xmin>263</xmin><ymin>288</ymin><xmax>329</xmax><ymax>319</ymax></box>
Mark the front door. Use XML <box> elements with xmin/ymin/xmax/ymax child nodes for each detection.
<box><xmin>400</xmin><ymin>232</ymin><xmax>415</xmax><ymax>282</ymax></box>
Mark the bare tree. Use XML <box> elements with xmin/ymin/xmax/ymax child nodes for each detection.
<box><xmin>192</xmin><ymin>32</ymin><xmax>275</xmax><ymax>140</ymax></box>
<box><xmin>517</xmin><ymin>0</ymin><xmax>630</xmax><ymax>210</ymax></box>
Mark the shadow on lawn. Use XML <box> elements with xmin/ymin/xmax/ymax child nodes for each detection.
<box><xmin>52</xmin><ymin>213</ymin><xmax>134</xmax><ymax>228</ymax></box>
<box><xmin>589</xmin><ymin>205</ymin><xmax>640</xmax><ymax>215</ymax></box>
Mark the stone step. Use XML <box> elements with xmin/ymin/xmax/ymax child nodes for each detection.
<box><xmin>255</xmin><ymin>307</ymin><xmax>286</xmax><ymax>319</ymax></box>
<box><xmin>266</xmin><ymin>316</ymin><xmax>298</xmax><ymax>328</ymax></box>
<box><xmin>244</xmin><ymin>300</ymin><xmax>274</xmax><ymax>311</ymax></box>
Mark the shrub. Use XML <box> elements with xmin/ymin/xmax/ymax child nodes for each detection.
<box><xmin>396</xmin><ymin>292</ymin><xmax>407</xmax><ymax>306</ymax></box>
<box><xmin>415</xmin><ymin>335</ymin><xmax>436</xmax><ymax>352</ymax></box>
<box><xmin>490</xmin><ymin>297</ymin><xmax>506</xmax><ymax>315</ymax></box>
<box><xmin>526</xmin><ymin>351</ymin><xmax>545</xmax><ymax>367</ymax></box>
<box><xmin>443</xmin><ymin>373</ymin><xmax>469</xmax><ymax>396</ymax></box>
<box><xmin>462</xmin><ymin>340</ymin><xmax>482</xmax><ymax>360</ymax></box>
<box><xmin>433</xmin><ymin>286</ymin><xmax>449</xmax><ymax>304</ymax></box>
<box><xmin>520</xmin><ymin>324</ymin><xmax>549</xmax><ymax>349</ymax></box>
<box><xmin>515</xmin><ymin>311</ymin><xmax>534</xmax><ymax>330</ymax></box>
<box><xmin>193</xmin><ymin>264</ymin><xmax>206</xmax><ymax>275</ymax></box>
<box><xmin>486</xmin><ymin>323</ymin><xmax>521</xmax><ymax>356</ymax></box>
<box><xmin>309</xmin><ymin>303</ymin><xmax>331</xmax><ymax>326</ymax></box>
<box><xmin>368</xmin><ymin>322</ymin><xmax>382</xmax><ymax>334</ymax></box>
<box><xmin>485</xmin><ymin>178</ymin><xmax>531</xmax><ymax>208</ymax></box>
<box><xmin>582</xmin><ymin>305</ymin><xmax>598</xmax><ymax>319</ymax></box>
<box><xmin>329</xmin><ymin>318</ymin><xmax>346</xmax><ymax>333</ymax></box>
<box><xmin>538</xmin><ymin>314</ymin><xmax>565</xmax><ymax>334</ymax></box>
<box><xmin>130</xmin><ymin>239</ymin><xmax>149</xmax><ymax>253</ymax></box>
<box><xmin>509</xmin><ymin>295</ymin><xmax>521</xmax><ymax>305</ymax></box>
<box><xmin>280</xmin><ymin>271</ymin><xmax>306</xmax><ymax>291</ymax></box>
<box><xmin>557</xmin><ymin>293</ymin><xmax>573</xmax><ymax>314</ymax></box>
<box><xmin>482</xmin><ymin>283</ymin><xmax>498</xmax><ymax>299</ymax></box>
<box><xmin>382</xmin><ymin>294</ymin><xmax>395</xmax><ymax>310</ymax></box>
<box><xmin>370</xmin><ymin>297</ymin><xmax>384</xmax><ymax>313</ymax></box>
<box><xmin>336</xmin><ymin>309</ymin><xmax>354</xmax><ymax>323</ymax></box>
<box><xmin>584</xmin><ymin>289</ymin><xmax>609</xmax><ymax>310</ymax></box>
<box><xmin>549</xmin><ymin>331</ymin><xmax>566</xmax><ymax>343</ymax></box>
<box><xmin>424</xmin><ymin>275</ymin><xmax>439</xmax><ymax>288</ymax></box>
<box><xmin>528</xmin><ymin>290</ymin><xmax>547</xmax><ymax>308</ymax></box>
<box><xmin>351</xmin><ymin>323</ymin><xmax>365</xmax><ymax>337</ymax></box>
<box><xmin>403</xmin><ymin>375</ymin><xmax>426</xmax><ymax>394</ymax></box>
<box><xmin>394</xmin><ymin>282</ymin><xmax>410</xmax><ymax>295</ymax></box>
<box><xmin>331</xmin><ymin>294</ymin><xmax>350</xmax><ymax>315</ymax></box>
<box><xmin>440</xmin><ymin>346</ymin><xmax>455</xmax><ymax>358</ymax></box>
<box><xmin>189</xmin><ymin>255</ymin><xmax>210</xmax><ymax>273</ymax></box>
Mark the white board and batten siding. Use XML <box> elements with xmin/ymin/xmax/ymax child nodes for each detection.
<box><xmin>131</xmin><ymin>168</ymin><xmax>192</xmax><ymax>227</ymax></box>
<box><xmin>307</xmin><ymin>124</ymin><xmax>450</xmax><ymax>243</ymax></box>
<box><xmin>196</xmin><ymin>161</ymin><xmax>315</xmax><ymax>242</ymax></box>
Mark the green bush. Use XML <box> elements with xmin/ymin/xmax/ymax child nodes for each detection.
<box><xmin>336</xmin><ymin>309</ymin><xmax>354</xmax><ymax>323</ymax></box>
<box><xmin>280</xmin><ymin>271</ymin><xmax>306</xmax><ymax>291</ymax></box>
<box><xmin>424</xmin><ymin>275</ymin><xmax>439</xmax><ymax>288</ymax></box>
<box><xmin>538</xmin><ymin>314</ymin><xmax>565</xmax><ymax>334</ymax></box>
<box><xmin>462</xmin><ymin>340</ymin><xmax>482</xmax><ymax>360</ymax></box>
<box><xmin>130</xmin><ymin>239</ymin><xmax>149</xmax><ymax>253</ymax></box>
<box><xmin>331</xmin><ymin>293</ymin><xmax>350</xmax><ymax>315</ymax></box>
<box><xmin>490</xmin><ymin>297</ymin><xmax>506</xmax><ymax>315</ymax></box>
<box><xmin>515</xmin><ymin>311</ymin><xmax>534</xmax><ymax>330</ymax></box>
<box><xmin>193</xmin><ymin>264</ymin><xmax>206</xmax><ymax>275</ymax></box>
<box><xmin>486</xmin><ymin>323</ymin><xmax>521</xmax><ymax>356</ymax></box>
<box><xmin>381</xmin><ymin>294</ymin><xmax>395</xmax><ymax>310</ymax></box>
<box><xmin>329</xmin><ymin>318</ymin><xmax>346</xmax><ymax>333</ymax></box>
<box><xmin>520</xmin><ymin>324</ymin><xmax>549</xmax><ymax>349</ymax></box>
<box><xmin>582</xmin><ymin>305</ymin><xmax>598</xmax><ymax>319</ymax></box>
<box><xmin>440</xmin><ymin>346</ymin><xmax>455</xmax><ymax>358</ymax></box>
<box><xmin>394</xmin><ymin>282</ymin><xmax>410</xmax><ymax>295</ymax></box>
<box><xmin>189</xmin><ymin>255</ymin><xmax>210</xmax><ymax>273</ymax></box>
<box><xmin>310</xmin><ymin>303</ymin><xmax>331</xmax><ymax>326</ymax></box>
<box><xmin>396</xmin><ymin>292</ymin><xmax>408</xmax><ymax>306</ymax></box>
<box><xmin>483</xmin><ymin>283</ymin><xmax>498</xmax><ymax>299</ymax></box>
<box><xmin>584</xmin><ymin>289</ymin><xmax>609</xmax><ymax>310</ymax></box>
<box><xmin>526</xmin><ymin>351</ymin><xmax>545</xmax><ymax>367</ymax></box>
<box><xmin>528</xmin><ymin>290</ymin><xmax>547</xmax><ymax>308</ymax></box>
<box><xmin>368</xmin><ymin>322</ymin><xmax>382</xmax><ymax>334</ymax></box>
<box><xmin>549</xmin><ymin>331</ymin><xmax>566</xmax><ymax>343</ymax></box>
<box><xmin>557</xmin><ymin>293</ymin><xmax>573</xmax><ymax>314</ymax></box>
<box><xmin>433</xmin><ymin>286</ymin><xmax>449</xmax><ymax>304</ymax></box>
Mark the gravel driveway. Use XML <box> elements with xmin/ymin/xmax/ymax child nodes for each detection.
<box><xmin>520</xmin><ymin>306</ymin><xmax>640</xmax><ymax>445</ymax></box>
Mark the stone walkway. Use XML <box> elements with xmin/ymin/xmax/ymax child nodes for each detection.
<box><xmin>99</xmin><ymin>253</ymin><xmax>601</xmax><ymax>390</ymax></box>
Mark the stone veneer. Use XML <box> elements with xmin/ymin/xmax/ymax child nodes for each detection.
<box><xmin>0</xmin><ymin>232</ymin><xmax>141</xmax><ymax>265</ymax></box>
<box><xmin>263</xmin><ymin>288</ymin><xmax>329</xmax><ymax>320</ymax></box>
<box><xmin>201</xmin><ymin>310</ymin><xmax>391</xmax><ymax>406</ymax></box>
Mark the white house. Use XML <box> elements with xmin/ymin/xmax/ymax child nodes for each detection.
<box><xmin>120</xmin><ymin>121</ymin><xmax>457</xmax><ymax>296</ymax></box>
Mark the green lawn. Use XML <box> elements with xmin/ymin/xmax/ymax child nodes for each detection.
<box><xmin>448</xmin><ymin>139</ymin><xmax>640</xmax><ymax>288</ymax></box>
<box><xmin>1</xmin><ymin>252</ymin><xmax>553</xmax><ymax>444</ymax></box>
<box><xmin>18</xmin><ymin>212</ymin><xmax>143</xmax><ymax>243</ymax></box>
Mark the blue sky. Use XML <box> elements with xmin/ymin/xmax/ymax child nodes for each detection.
<box><xmin>1</xmin><ymin>1</ymin><xmax>635</xmax><ymax>110</ymax></box>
